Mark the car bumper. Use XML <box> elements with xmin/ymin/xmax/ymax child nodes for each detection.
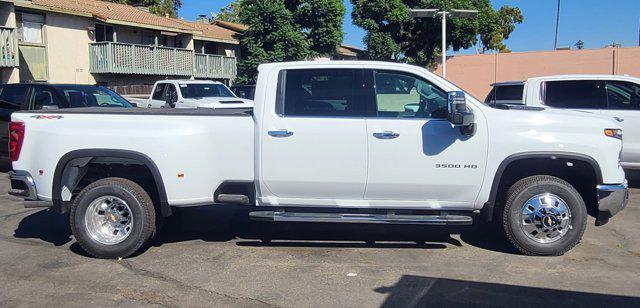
<box><xmin>8</xmin><ymin>170</ymin><xmax>38</xmax><ymax>200</ymax></box>
<box><xmin>596</xmin><ymin>181</ymin><xmax>629</xmax><ymax>226</ymax></box>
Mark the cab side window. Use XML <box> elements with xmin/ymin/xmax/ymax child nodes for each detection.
<box><xmin>152</xmin><ymin>83</ymin><xmax>167</xmax><ymax>100</ymax></box>
<box><xmin>277</xmin><ymin>69</ymin><xmax>366</xmax><ymax>117</ymax></box>
<box><xmin>543</xmin><ymin>80</ymin><xmax>607</xmax><ymax>109</ymax></box>
<box><xmin>30</xmin><ymin>87</ymin><xmax>60</xmax><ymax>110</ymax></box>
<box><xmin>605</xmin><ymin>81</ymin><xmax>640</xmax><ymax>110</ymax></box>
<box><xmin>373</xmin><ymin>70</ymin><xmax>448</xmax><ymax>119</ymax></box>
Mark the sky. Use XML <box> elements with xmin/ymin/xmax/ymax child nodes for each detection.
<box><xmin>179</xmin><ymin>0</ymin><xmax>640</xmax><ymax>54</ymax></box>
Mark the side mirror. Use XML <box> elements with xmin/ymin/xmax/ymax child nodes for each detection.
<box><xmin>447</xmin><ymin>91</ymin><xmax>475</xmax><ymax>135</ymax></box>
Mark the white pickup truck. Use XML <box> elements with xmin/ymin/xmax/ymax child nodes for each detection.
<box><xmin>9</xmin><ymin>61</ymin><xmax>628</xmax><ymax>258</ymax></box>
<box><xmin>486</xmin><ymin>75</ymin><xmax>640</xmax><ymax>169</ymax></box>
<box><xmin>144</xmin><ymin>80</ymin><xmax>253</xmax><ymax>109</ymax></box>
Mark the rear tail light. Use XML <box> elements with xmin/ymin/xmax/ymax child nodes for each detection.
<box><xmin>9</xmin><ymin>122</ymin><xmax>25</xmax><ymax>162</ymax></box>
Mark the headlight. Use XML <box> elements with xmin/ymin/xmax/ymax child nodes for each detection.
<box><xmin>604</xmin><ymin>128</ymin><xmax>623</xmax><ymax>140</ymax></box>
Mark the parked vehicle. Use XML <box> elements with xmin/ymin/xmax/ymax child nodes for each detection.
<box><xmin>486</xmin><ymin>75</ymin><xmax>640</xmax><ymax>170</ymax></box>
<box><xmin>484</xmin><ymin>81</ymin><xmax>524</xmax><ymax>105</ymax></box>
<box><xmin>8</xmin><ymin>61</ymin><xmax>628</xmax><ymax>258</ymax></box>
<box><xmin>230</xmin><ymin>84</ymin><xmax>256</xmax><ymax>100</ymax></box>
<box><xmin>0</xmin><ymin>83</ymin><xmax>132</xmax><ymax>164</ymax></box>
<box><xmin>145</xmin><ymin>80</ymin><xmax>253</xmax><ymax>109</ymax></box>
<box><xmin>121</xmin><ymin>94</ymin><xmax>149</xmax><ymax>107</ymax></box>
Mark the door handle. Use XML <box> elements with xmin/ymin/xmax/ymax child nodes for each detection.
<box><xmin>268</xmin><ymin>129</ymin><xmax>294</xmax><ymax>138</ymax></box>
<box><xmin>614</xmin><ymin>117</ymin><xmax>624</xmax><ymax>122</ymax></box>
<box><xmin>373</xmin><ymin>131</ymin><xmax>400</xmax><ymax>139</ymax></box>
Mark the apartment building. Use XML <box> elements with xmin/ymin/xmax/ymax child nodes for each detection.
<box><xmin>0</xmin><ymin>0</ymin><xmax>241</xmax><ymax>86</ymax></box>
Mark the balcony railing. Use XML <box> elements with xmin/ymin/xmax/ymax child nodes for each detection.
<box><xmin>89</xmin><ymin>42</ymin><xmax>237</xmax><ymax>80</ymax></box>
<box><xmin>0</xmin><ymin>27</ymin><xmax>18</xmax><ymax>67</ymax></box>
<box><xmin>194</xmin><ymin>53</ymin><xmax>237</xmax><ymax>80</ymax></box>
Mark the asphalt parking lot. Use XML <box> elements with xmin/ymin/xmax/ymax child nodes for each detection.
<box><xmin>0</xmin><ymin>172</ymin><xmax>639</xmax><ymax>307</ymax></box>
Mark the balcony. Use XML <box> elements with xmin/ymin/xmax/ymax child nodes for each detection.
<box><xmin>0</xmin><ymin>27</ymin><xmax>18</xmax><ymax>67</ymax></box>
<box><xmin>89</xmin><ymin>42</ymin><xmax>237</xmax><ymax>80</ymax></box>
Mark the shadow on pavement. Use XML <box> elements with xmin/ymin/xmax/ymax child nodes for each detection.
<box><xmin>13</xmin><ymin>208</ymin><xmax>72</xmax><ymax>246</ymax></box>
<box><xmin>375</xmin><ymin>275</ymin><xmax>640</xmax><ymax>307</ymax></box>
<box><xmin>153</xmin><ymin>205</ymin><xmax>517</xmax><ymax>253</ymax></box>
<box><xmin>13</xmin><ymin>205</ymin><xmax>517</xmax><ymax>256</ymax></box>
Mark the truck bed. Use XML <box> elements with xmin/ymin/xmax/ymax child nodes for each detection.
<box><xmin>20</xmin><ymin>107</ymin><xmax>253</xmax><ymax>117</ymax></box>
<box><xmin>12</xmin><ymin>107</ymin><xmax>255</xmax><ymax>206</ymax></box>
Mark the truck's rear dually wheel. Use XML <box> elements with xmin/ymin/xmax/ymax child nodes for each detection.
<box><xmin>501</xmin><ymin>175</ymin><xmax>587</xmax><ymax>256</ymax></box>
<box><xmin>70</xmin><ymin>178</ymin><xmax>156</xmax><ymax>259</ymax></box>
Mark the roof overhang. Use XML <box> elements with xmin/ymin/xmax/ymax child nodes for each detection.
<box><xmin>193</xmin><ymin>36</ymin><xmax>239</xmax><ymax>45</ymax></box>
<box><xmin>15</xmin><ymin>1</ymin><xmax>200</xmax><ymax>35</ymax></box>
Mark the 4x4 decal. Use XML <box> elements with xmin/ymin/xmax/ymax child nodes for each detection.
<box><xmin>30</xmin><ymin>115</ymin><xmax>63</xmax><ymax>120</ymax></box>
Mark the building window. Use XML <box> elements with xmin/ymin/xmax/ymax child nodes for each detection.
<box><xmin>95</xmin><ymin>24</ymin><xmax>115</xmax><ymax>42</ymax></box>
<box><xmin>17</xmin><ymin>12</ymin><xmax>45</xmax><ymax>44</ymax></box>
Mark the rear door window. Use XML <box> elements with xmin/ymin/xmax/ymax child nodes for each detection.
<box><xmin>543</xmin><ymin>80</ymin><xmax>607</xmax><ymax>109</ymax></box>
<box><xmin>0</xmin><ymin>86</ymin><xmax>28</xmax><ymax>109</ymax></box>
<box><xmin>494</xmin><ymin>85</ymin><xmax>524</xmax><ymax>104</ymax></box>
<box><xmin>277</xmin><ymin>69</ymin><xmax>367</xmax><ymax>117</ymax></box>
<box><xmin>605</xmin><ymin>81</ymin><xmax>640</xmax><ymax>110</ymax></box>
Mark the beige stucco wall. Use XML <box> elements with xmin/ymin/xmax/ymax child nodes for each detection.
<box><xmin>44</xmin><ymin>12</ymin><xmax>95</xmax><ymax>84</ymax></box>
<box><xmin>435</xmin><ymin>47</ymin><xmax>640</xmax><ymax>99</ymax></box>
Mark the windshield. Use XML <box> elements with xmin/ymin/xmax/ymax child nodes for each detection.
<box><xmin>179</xmin><ymin>83</ymin><xmax>235</xmax><ymax>99</ymax></box>
<box><xmin>53</xmin><ymin>85</ymin><xmax>132</xmax><ymax>108</ymax></box>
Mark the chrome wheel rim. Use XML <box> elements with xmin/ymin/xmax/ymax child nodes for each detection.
<box><xmin>520</xmin><ymin>193</ymin><xmax>572</xmax><ymax>243</ymax></box>
<box><xmin>84</xmin><ymin>196</ymin><xmax>133</xmax><ymax>245</ymax></box>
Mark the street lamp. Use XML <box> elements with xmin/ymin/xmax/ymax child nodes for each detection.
<box><xmin>411</xmin><ymin>8</ymin><xmax>478</xmax><ymax>78</ymax></box>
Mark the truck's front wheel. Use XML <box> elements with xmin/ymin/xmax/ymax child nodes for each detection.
<box><xmin>70</xmin><ymin>178</ymin><xmax>156</xmax><ymax>259</ymax></box>
<box><xmin>501</xmin><ymin>175</ymin><xmax>587</xmax><ymax>256</ymax></box>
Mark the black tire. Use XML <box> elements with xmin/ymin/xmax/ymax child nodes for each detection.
<box><xmin>501</xmin><ymin>175</ymin><xmax>587</xmax><ymax>256</ymax></box>
<box><xmin>70</xmin><ymin>177</ymin><xmax>156</xmax><ymax>259</ymax></box>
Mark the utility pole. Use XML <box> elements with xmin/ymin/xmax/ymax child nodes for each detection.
<box><xmin>554</xmin><ymin>0</ymin><xmax>561</xmax><ymax>50</ymax></box>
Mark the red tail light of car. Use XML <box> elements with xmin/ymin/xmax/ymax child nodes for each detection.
<box><xmin>9</xmin><ymin>122</ymin><xmax>25</xmax><ymax>162</ymax></box>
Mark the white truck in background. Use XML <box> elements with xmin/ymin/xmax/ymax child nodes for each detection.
<box><xmin>486</xmin><ymin>75</ymin><xmax>640</xmax><ymax>169</ymax></box>
<box><xmin>143</xmin><ymin>80</ymin><xmax>253</xmax><ymax>109</ymax></box>
<box><xmin>8</xmin><ymin>61</ymin><xmax>628</xmax><ymax>259</ymax></box>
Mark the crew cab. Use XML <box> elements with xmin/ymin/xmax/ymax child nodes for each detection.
<box><xmin>486</xmin><ymin>75</ymin><xmax>640</xmax><ymax>170</ymax></box>
<box><xmin>145</xmin><ymin>80</ymin><xmax>253</xmax><ymax>109</ymax></box>
<box><xmin>8</xmin><ymin>61</ymin><xmax>628</xmax><ymax>258</ymax></box>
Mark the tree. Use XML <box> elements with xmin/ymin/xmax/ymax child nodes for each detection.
<box><xmin>575</xmin><ymin>40</ymin><xmax>584</xmax><ymax>50</ymax></box>
<box><xmin>237</xmin><ymin>0</ymin><xmax>345</xmax><ymax>83</ymax></box>
<box><xmin>351</xmin><ymin>0</ymin><xmax>523</xmax><ymax>67</ymax></box>
<box><xmin>107</xmin><ymin>0</ymin><xmax>182</xmax><ymax>17</ymax></box>
<box><xmin>216</xmin><ymin>1</ymin><xmax>241</xmax><ymax>22</ymax></box>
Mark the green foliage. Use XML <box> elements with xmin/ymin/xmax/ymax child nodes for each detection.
<box><xmin>107</xmin><ymin>0</ymin><xmax>182</xmax><ymax>17</ymax></box>
<box><xmin>217</xmin><ymin>1</ymin><xmax>241</xmax><ymax>22</ymax></box>
<box><xmin>293</xmin><ymin>0</ymin><xmax>345</xmax><ymax>55</ymax></box>
<box><xmin>351</xmin><ymin>0</ymin><xmax>523</xmax><ymax>66</ymax></box>
<box><xmin>237</xmin><ymin>0</ymin><xmax>345</xmax><ymax>83</ymax></box>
